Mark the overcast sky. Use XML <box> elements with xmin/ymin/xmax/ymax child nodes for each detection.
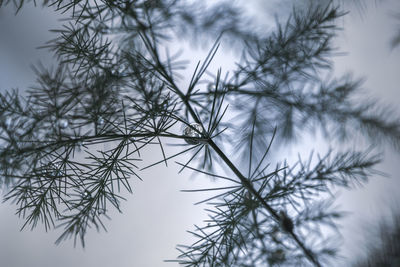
<box><xmin>0</xmin><ymin>1</ymin><xmax>400</xmax><ymax>266</ymax></box>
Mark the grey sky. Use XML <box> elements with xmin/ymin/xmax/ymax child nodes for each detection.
<box><xmin>0</xmin><ymin>1</ymin><xmax>400</xmax><ymax>266</ymax></box>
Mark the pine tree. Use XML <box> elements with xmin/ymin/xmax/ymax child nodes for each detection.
<box><xmin>1</xmin><ymin>1</ymin><xmax>399</xmax><ymax>266</ymax></box>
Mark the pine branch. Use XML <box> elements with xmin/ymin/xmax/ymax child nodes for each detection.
<box><xmin>0</xmin><ymin>1</ymin><xmax>398</xmax><ymax>266</ymax></box>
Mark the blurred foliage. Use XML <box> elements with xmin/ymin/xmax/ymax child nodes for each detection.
<box><xmin>352</xmin><ymin>206</ymin><xmax>400</xmax><ymax>266</ymax></box>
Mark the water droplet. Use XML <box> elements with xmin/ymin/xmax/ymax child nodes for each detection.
<box><xmin>77</xmin><ymin>140</ymin><xmax>85</xmax><ymax>150</ymax></box>
<box><xmin>83</xmin><ymin>190</ymin><xmax>91</xmax><ymax>199</ymax></box>
<box><xmin>97</xmin><ymin>117</ymin><xmax>105</xmax><ymax>125</ymax></box>
<box><xmin>207</xmin><ymin>83</ymin><xmax>216</xmax><ymax>92</ymax></box>
<box><xmin>58</xmin><ymin>119</ymin><xmax>69</xmax><ymax>129</ymax></box>
<box><xmin>183</xmin><ymin>123</ymin><xmax>205</xmax><ymax>145</ymax></box>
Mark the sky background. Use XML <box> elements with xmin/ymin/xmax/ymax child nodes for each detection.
<box><xmin>0</xmin><ymin>1</ymin><xmax>400</xmax><ymax>266</ymax></box>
